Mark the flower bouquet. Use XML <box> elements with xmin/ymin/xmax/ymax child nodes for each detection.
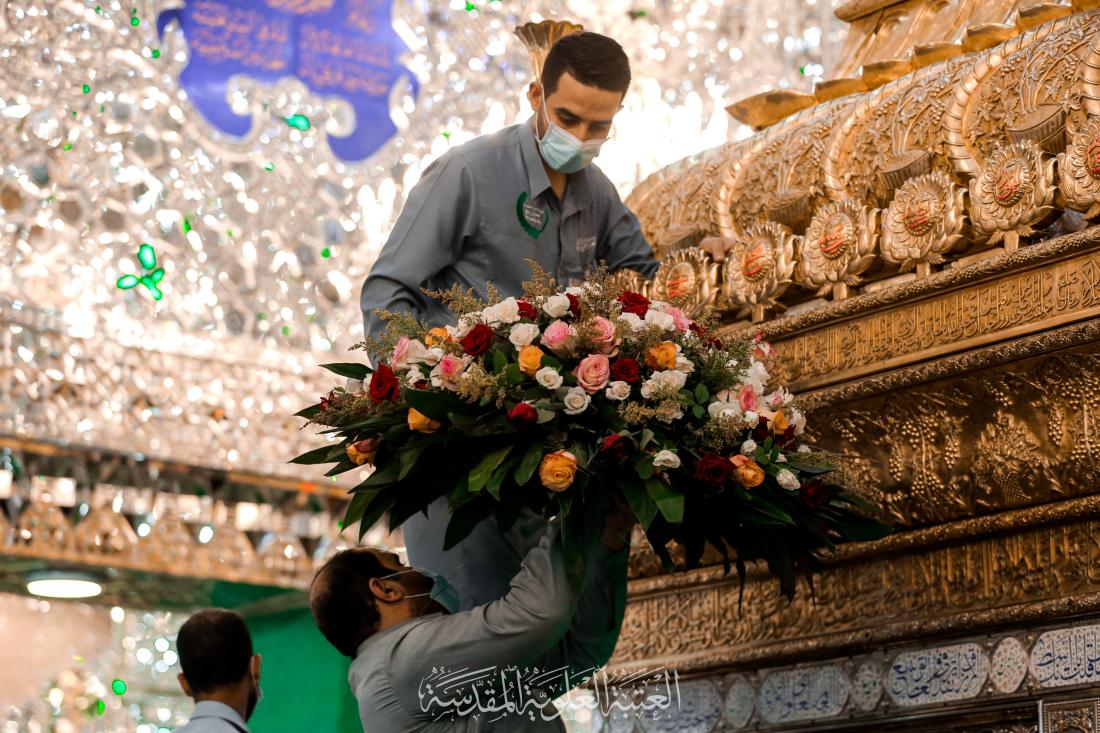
<box><xmin>293</xmin><ymin>264</ymin><xmax>889</xmax><ymax>597</ymax></box>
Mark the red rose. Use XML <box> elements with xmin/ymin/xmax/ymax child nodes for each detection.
<box><xmin>517</xmin><ymin>300</ymin><xmax>539</xmax><ymax>320</ymax></box>
<box><xmin>318</xmin><ymin>389</ymin><xmax>337</xmax><ymax>412</ymax></box>
<box><xmin>566</xmin><ymin>293</ymin><xmax>581</xmax><ymax>318</ymax></box>
<box><xmin>369</xmin><ymin>364</ymin><xmax>400</xmax><ymax>404</ymax></box>
<box><xmin>610</xmin><ymin>357</ymin><xmax>641</xmax><ymax>384</ymax></box>
<box><xmin>689</xmin><ymin>321</ymin><xmax>723</xmax><ymax>348</ymax></box>
<box><xmin>460</xmin><ymin>323</ymin><xmax>494</xmax><ymax>356</ymax></box>
<box><xmin>600</xmin><ymin>433</ymin><xmax>631</xmax><ymax>461</ymax></box>
<box><xmin>751</xmin><ymin>415</ymin><xmax>771</xmax><ymax>442</ymax></box>
<box><xmin>414</xmin><ymin>379</ymin><xmax>428</xmax><ymax>390</ymax></box>
<box><xmin>802</xmin><ymin>478</ymin><xmax>829</xmax><ymax>510</ymax></box>
<box><xmin>694</xmin><ymin>452</ymin><xmax>734</xmax><ymax>488</ymax></box>
<box><xmin>507</xmin><ymin>402</ymin><xmax>538</xmax><ymax>426</ymax></box>
<box><xmin>617</xmin><ymin>291</ymin><xmax>650</xmax><ymax>317</ymax></box>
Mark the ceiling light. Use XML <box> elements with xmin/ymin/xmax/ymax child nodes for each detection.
<box><xmin>26</xmin><ymin>571</ymin><xmax>103</xmax><ymax>599</ymax></box>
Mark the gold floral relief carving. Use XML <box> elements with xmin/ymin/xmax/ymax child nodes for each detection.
<box><xmin>806</xmin><ymin>348</ymin><xmax>1100</xmax><ymax>529</ymax></box>
<box><xmin>882</xmin><ymin>170</ymin><xmax>968</xmax><ymax>274</ymax></box>
<box><xmin>969</xmin><ymin>141</ymin><xmax>1057</xmax><ymax>251</ymax></box>
<box><xmin>1060</xmin><ymin>116</ymin><xmax>1100</xmax><ymax>219</ymax></box>
<box><xmin>720</xmin><ymin>220</ymin><xmax>798</xmax><ymax>321</ymax></box>
<box><xmin>945</xmin><ymin>11</ymin><xmax>1099</xmax><ymax>177</ymax></box>
<box><xmin>797</xmin><ymin>198</ymin><xmax>879</xmax><ymax>299</ymax></box>
<box><xmin>648</xmin><ymin>247</ymin><xmax>720</xmax><ymax>316</ymax></box>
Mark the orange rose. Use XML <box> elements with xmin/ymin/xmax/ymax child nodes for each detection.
<box><xmin>518</xmin><ymin>345</ymin><xmax>546</xmax><ymax>377</ymax></box>
<box><xmin>407</xmin><ymin>407</ymin><xmax>442</xmax><ymax>434</ymax></box>
<box><xmin>771</xmin><ymin>409</ymin><xmax>790</xmax><ymax>432</ymax></box>
<box><xmin>538</xmin><ymin>450</ymin><xmax>578</xmax><ymax>492</ymax></box>
<box><xmin>645</xmin><ymin>341</ymin><xmax>678</xmax><ymax>370</ymax></box>
<box><xmin>730</xmin><ymin>454</ymin><xmax>765</xmax><ymax>488</ymax></box>
<box><xmin>346</xmin><ymin>437</ymin><xmax>381</xmax><ymax>466</ymax></box>
<box><xmin>425</xmin><ymin>326</ymin><xmax>450</xmax><ymax>346</ymax></box>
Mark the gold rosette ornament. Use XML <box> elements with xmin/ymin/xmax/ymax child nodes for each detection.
<box><xmin>651</xmin><ymin>247</ymin><xmax>719</xmax><ymax>316</ymax></box>
<box><xmin>969</xmin><ymin>141</ymin><xmax>1056</xmax><ymax>252</ymax></box>
<box><xmin>1059</xmin><ymin>117</ymin><xmax>1100</xmax><ymax>220</ymax></box>
<box><xmin>721</xmin><ymin>221</ymin><xmax>798</xmax><ymax>322</ymax></box>
<box><xmin>797</xmin><ymin>199</ymin><xmax>879</xmax><ymax>300</ymax></box>
<box><xmin>881</xmin><ymin>172</ymin><xmax>967</xmax><ymax>277</ymax></box>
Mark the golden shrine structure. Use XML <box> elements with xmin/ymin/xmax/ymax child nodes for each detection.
<box><xmin>518</xmin><ymin>2</ymin><xmax>1100</xmax><ymax>731</ymax></box>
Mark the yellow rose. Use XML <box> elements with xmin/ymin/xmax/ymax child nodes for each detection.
<box><xmin>518</xmin><ymin>345</ymin><xmax>546</xmax><ymax>377</ymax></box>
<box><xmin>538</xmin><ymin>450</ymin><xmax>578</xmax><ymax>492</ymax></box>
<box><xmin>425</xmin><ymin>326</ymin><xmax>450</xmax><ymax>347</ymax></box>
<box><xmin>408</xmin><ymin>407</ymin><xmax>442</xmax><ymax>434</ymax></box>
<box><xmin>730</xmin><ymin>455</ymin><xmax>765</xmax><ymax>488</ymax></box>
<box><xmin>645</xmin><ymin>341</ymin><xmax>678</xmax><ymax>370</ymax></box>
<box><xmin>772</xmin><ymin>409</ymin><xmax>790</xmax><ymax>432</ymax></box>
<box><xmin>346</xmin><ymin>437</ymin><xmax>380</xmax><ymax>466</ymax></box>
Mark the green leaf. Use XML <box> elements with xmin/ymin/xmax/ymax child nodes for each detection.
<box><xmin>290</xmin><ymin>444</ymin><xmax>342</xmax><ymax>465</ymax></box>
<box><xmin>694</xmin><ymin>383</ymin><xmax>709</xmax><ymax>403</ymax></box>
<box><xmin>443</xmin><ymin>499</ymin><xmax>496</xmax><ymax>550</ymax></box>
<box><xmin>514</xmin><ymin>443</ymin><xmax>544</xmax><ymax>485</ymax></box>
<box><xmin>356</xmin><ymin>486</ymin><xmax>399</xmax><ymax>540</ymax></box>
<box><xmin>622</xmin><ymin>481</ymin><xmax>658</xmax><ymax>530</ymax></box>
<box><xmin>750</xmin><ymin>496</ymin><xmax>795</xmax><ymax>524</ymax></box>
<box><xmin>633</xmin><ymin>455</ymin><xmax>655</xmax><ymax>481</ymax></box>
<box><xmin>786</xmin><ymin>461</ymin><xmax>834</xmax><ymax>476</ymax></box>
<box><xmin>293</xmin><ymin>404</ymin><xmax>322</xmax><ymax>419</ymax></box>
<box><xmin>320</xmin><ymin>362</ymin><xmax>370</xmax><ymax>380</ymax></box>
<box><xmin>398</xmin><ymin>442</ymin><xmax>429</xmax><ymax>480</ymax></box>
<box><xmin>361</xmin><ymin>462</ymin><xmax>400</xmax><ymax>488</ymax></box>
<box><xmin>341</xmin><ymin>489</ymin><xmax>374</xmax><ymax>528</ymax></box>
<box><xmin>486</xmin><ymin>457</ymin><xmax>517</xmax><ymax>501</ymax></box>
<box><xmin>645</xmin><ymin>477</ymin><xmax>684</xmax><ymax>523</ymax></box>
<box><xmin>692</xmin><ymin>404</ymin><xmax>705</xmax><ymax>419</ymax></box>
<box><xmin>491</xmin><ymin>349</ymin><xmax>508</xmax><ymax>374</ymax></box>
<box><xmin>834</xmin><ymin>514</ymin><xmax>893</xmax><ymax>541</ymax></box>
<box><xmin>469</xmin><ymin>445</ymin><xmax>513</xmax><ymax>493</ymax></box>
<box><xmin>324</xmin><ymin>457</ymin><xmax>358</xmax><ymax>477</ymax></box>
<box><xmin>506</xmin><ymin>363</ymin><xmax>525</xmax><ymax>385</ymax></box>
<box><xmin>638</xmin><ymin>429</ymin><xmax>655</xmax><ymax>451</ymax></box>
<box><xmin>403</xmin><ymin>388</ymin><xmax>472</xmax><ymax>421</ymax></box>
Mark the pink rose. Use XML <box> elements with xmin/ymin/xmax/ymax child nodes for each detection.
<box><xmin>541</xmin><ymin>319</ymin><xmax>574</xmax><ymax>353</ymax></box>
<box><xmin>588</xmin><ymin>316</ymin><xmax>621</xmax><ymax>356</ymax></box>
<box><xmin>738</xmin><ymin>385</ymin><xmax>758</xmax><ymax>412</ymax></box>
<box><xmin>392</xmin><ymin>336</ymin><xmax>432</xmax><ymax>370</ymax></box>
<box><xmin>574</xmin><ymin>354</ymin><xmax>611</xmax><ymax>394</ymax></box>
<box><xmin>665</xmin><ymin>306</ymin><xmax>691</xmax><ymax>332</ymax></box>
<box><xmin>431</xmin><ymin>354</ymin><xmax>469</xmax><ymax>389</ymax></box>
<box><xmin>393</xmin><ymin>336</ymin><xmax>410</xmax><ymax>365</ymax></box>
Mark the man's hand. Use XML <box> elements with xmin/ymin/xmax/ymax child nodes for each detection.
<box><xmin>601</xmin><ymin>489</ymin><xmax>637</xmax><ymax>552</ymax></box>
<box><xmin>699</xmin><ymin>235</ymin><xmax>739</xmax><ymax>263</ymax></box>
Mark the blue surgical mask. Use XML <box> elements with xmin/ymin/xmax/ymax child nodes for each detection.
<box><xmin>381</xmin><ymin>567</ymin><xmax>460</xmax><ymax>615</ymax></box>
<box><xmin>536</xmin><ymin>92</ymin><xmax>607</xmax><ymax>174</ymax></box>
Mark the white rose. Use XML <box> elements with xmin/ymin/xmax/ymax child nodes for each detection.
<box><xmin>423</xmin><ymin>347</ymin><xmax>444</xmax><ymax>367</ymax></box>
<box><xmin>644</xmin><ymin>309</ymin><xmax>675</xmax><ymax>331</ymax></box>
<box><xmin>482</xmin><ymin>297</ymin><xmax>521</xmax><ymax>326</ymax></box>
<box><xmin>797</xmin><ymin>444</ymin><xmax>812</xmax><ymax>454</ymax></box>
<box><xmin>776</xmin><ymin>469</ymin><xmax>800</xmax><ymax>490</ymax></box>
<box><xmin>561</xmin><ymin>386</ymin><xmax>591</xmax><ymax>415</ymax></box>
<box><xmin>617</xmin><ymin>312</ymin><xmax>646</xmax><ymax>332</ymax></box>
<box><xmin>652</xmin><ymin>450</ymin><xmax>681</xmax><ymax>469</ymax></box>
<box><xmin>509</xmin><ymin>323</ymin><xmax>540</xmax><ymax>349</ymax></box>
<box><xmin>741</xmin><ymin>439</ymin><xmax>757</xmax><ymax>455</ymax></box>
<box><xmin>405</xmin><ymin>367</ymin><xmax>424</xmax><ymax>387</ymax></box>
<box><xmin>775</xmin><ymin>453</ymin><xmax>787</xmax><ymax>463</ymax></box>
<box><xmin>641</xmin><ymin>370</ymin><xmax>687</xmax><ymax>399</ymax></box>
<box><xmin>708</xmin><ymin>400</ymin><xmax>741</xmax><ymax>420</ymax></box>
<box><xmin>451</xmin><ymin>316</ymin><xmax>476</xmax><ymax>340</ymax></box>
<box><xmin>656</xmin><ymin>403</ymin><xmax>684</xmax><ymax>423</ymax></box>
<box><xmin>605</xmin><ymin>381</ymin><xmax>631</xmax><ymax>401</ymax></box>
<box><xmin>674</xmin><ymin>356</ymin><xmax>695</xmax><ymax>374</ymax></box>
<box><xmin>564</xmin><ymin>286</ymin><xmax>584</xmax><ymax>296</ymax></box>
<box><xmin>543</xmin><ymin>294</ymin><xmax>571</xmax><ymax>318</ymax></box>
<box><xmin>744</xmin><ymin>410</ymin><xmax>759</xmax><ymax>424</ymax></box>
<box><xmin>648</xmin><ymin>300</ymin><xmax>670</xmax><ymax>311</ymax></box>
<box><xmin>789</xmin><ymin>407</ymin><xmax>807</xmax><ymax>435</ymax></box>
<box><xmin>745</xmin><ymin>360</ymin><xmax>770</xmax><ymax>393</ymax></box>
<box><xmin>345</xmin><ymin>378</ymin><xmax>363</xmax><ymax>393</ymax></box>
<box><xmin>535</xmin><ymin>366</ymin><xmax>563</xmax><ymax>390</ymax></box>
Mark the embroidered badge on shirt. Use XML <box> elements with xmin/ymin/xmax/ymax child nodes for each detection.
<box><xmin>516</xmin><ymin>192</ymin><xmax>548</xmax><ymax>240</ymax></box>
<box><xmin>576</xmin><ymin>236</ymin><xmax>596</xmax><ymax>258</ymax></box>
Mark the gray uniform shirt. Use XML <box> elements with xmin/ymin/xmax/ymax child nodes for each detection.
<box><xmin>361</xmin><ymin>121</ymin><xmax>660</xmax><ymax>341</ymax></box>
<box><xmin>174</xmin><ymin>701</ymin><xmax>249</xmax><ymax>733</ymax></box>
<box><xmin>347</xmin><ymin>521</ymin><xmax>628</xmax><ymax>731</ymax></box>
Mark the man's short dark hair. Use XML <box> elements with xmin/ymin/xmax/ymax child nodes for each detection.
<box><xmin>309</xmin><ymin>548</ymin><xmax>389</xmax><ymax>658</ymax></box>
<box><xmin>542</xmin><ymin>32</ymin><xmax>631</xmax><ymax>97</ymax></box>
<box><xmin>177</xmin><ymin>609</ymin><xmax>253</xmax><ymax>694</ymax></box>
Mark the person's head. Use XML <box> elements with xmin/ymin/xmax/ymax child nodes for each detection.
<box><xmin>176</xmin><ymin>609</ymin><xmax>262</xmax><ymax>721</ymax></box>
<box><xmin>528</xmin><ymin>31</ymin><xmax>631</xmax><ymax>145</ymax></box>
<box><xmin>309</xmin><ymin>548</ymin><xmax>446</xmax><ymax>658</ymax></box>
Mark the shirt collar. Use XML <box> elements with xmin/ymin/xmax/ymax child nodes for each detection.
<box><xmin>519</xmin><ymin>118</ymin><xmax>552</xmax><ymax>199</ymax></box>
<box><xmin>192</xmin><ymin>701</ymin><xmax>249</xmax><ymax>732</ymax></box>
